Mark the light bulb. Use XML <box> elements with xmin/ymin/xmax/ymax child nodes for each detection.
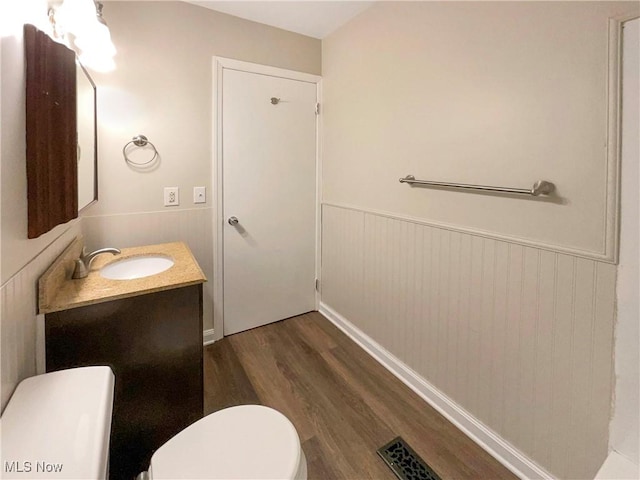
<box><xmin>74</xmin><ymin>18</ymin><xmax>116</xmax><ymax>57</ymax></box>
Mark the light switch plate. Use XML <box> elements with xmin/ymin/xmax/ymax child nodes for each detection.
<box><xmin>164</xmin><ymin>187</ymin><xmax>179</xmax><ymax>206</ymax></box>
<box><xmin>193</xmin><ymin>186</ymin><xmax>206</xmax><ymax>204</ymax></box>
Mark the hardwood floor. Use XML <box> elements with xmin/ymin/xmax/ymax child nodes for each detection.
<box><xmin>204</xmin><ymin>312</ymin><xmax>517</xmax><ymax>480</ymax></box>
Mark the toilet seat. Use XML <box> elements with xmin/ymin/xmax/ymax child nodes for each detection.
<box><xmin>149</xmin><ymin>405</ymin><xmax>306</xmax><ymax>479</ymax></box>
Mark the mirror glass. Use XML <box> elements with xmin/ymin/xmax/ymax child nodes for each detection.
<box><xmin>76</xmin><ymin>61</ymin><xmax>97</xmax><ymax>211</ymax></box>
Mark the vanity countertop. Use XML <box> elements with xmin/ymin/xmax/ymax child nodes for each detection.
<box><xmin>39</xmin><ymin>239</ymin><xmax>206</xmax><ymax>314</ymax></box>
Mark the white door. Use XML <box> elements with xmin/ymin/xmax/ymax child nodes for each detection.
<box><xmin>222</xmin><ymin>67</ymin><xmax>317</xmax><ymax>335</ymax></box>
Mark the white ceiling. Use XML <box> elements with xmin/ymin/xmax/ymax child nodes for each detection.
<box><xmin>183</xmin><ymin>1</ymin><xmax>375</xmax><ymax>39</ymax></box>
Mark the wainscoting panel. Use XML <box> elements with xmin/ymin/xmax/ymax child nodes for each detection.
<box><xmin>82</xmin><ymin>208</ymin><xmax>214</xmax><ymax>331</ymax></box>
<box><xmin>1</xmin><ymin>224</ymin><xmax>81</xmax><ymax>412</ymax></box>
<box><xmin>321</xmin><ymin>204</ymin><xmax>616</xmax><ymax>479</ymax></box>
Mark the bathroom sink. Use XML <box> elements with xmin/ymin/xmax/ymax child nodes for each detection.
<box><xmin>100</xmin><ymin>255</ymin><xmax>174</xmax><ymax>280</ymax></box>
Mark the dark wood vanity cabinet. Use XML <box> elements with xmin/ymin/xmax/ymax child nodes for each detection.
<box><xmin>45</xmin><ymin>284</ymin><xmax>204</xmax><ymax>480</ymax></box>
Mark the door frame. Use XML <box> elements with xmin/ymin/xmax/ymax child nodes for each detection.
<box><xmin>211</xmin><ymin>56</ymin><xmax>322</xmax><ymax>341</ymax></box>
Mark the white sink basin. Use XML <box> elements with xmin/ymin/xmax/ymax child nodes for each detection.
<box><xmin>100</xmin><ymin>255</ymin><xmax>174</xmax><ymax>280</ymax></box>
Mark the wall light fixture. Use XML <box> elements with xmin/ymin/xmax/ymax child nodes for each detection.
<box><xmin>48</xmin><ymin>0</ymin><xmax>116</xmax><ymax>72</ymax></box>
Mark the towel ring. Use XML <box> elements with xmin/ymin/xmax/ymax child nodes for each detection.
<box><xmin>123</xmin><ymin>135</ymin><xmax>159</xmax><ymax>166</ymax></box>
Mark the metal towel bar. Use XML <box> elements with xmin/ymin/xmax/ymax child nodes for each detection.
<box><xmin>399</xmin><ymin>175</ymin><xmax>554</xmax><ymax>196</ymax></box>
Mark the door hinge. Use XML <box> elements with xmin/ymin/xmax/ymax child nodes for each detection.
<box><xmin>315</xmin><ymin>103</ymin><xmax>320</xmax><ymax>115</ymax></box>
<box><xmin>315</xmin><ymin>278</ymin><xmax>320</xmax><ymax>291</ymax></box>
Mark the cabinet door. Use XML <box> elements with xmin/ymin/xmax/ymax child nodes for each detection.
<box><xmin>45</xmin><ymin>285</ymin><xmax>203</xmax><ymax>480</ymax></box>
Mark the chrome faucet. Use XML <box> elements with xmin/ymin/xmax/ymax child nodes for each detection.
<box><xmin>72</xmin><ymin>247</ymin><xmax>121</xmax><ymax>279</ymax></box>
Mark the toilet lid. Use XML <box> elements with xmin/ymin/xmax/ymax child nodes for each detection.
<box><xmin>149</xmin><ymin>405</ymin><xmax>302</xmax><ymax>479</ymax></box>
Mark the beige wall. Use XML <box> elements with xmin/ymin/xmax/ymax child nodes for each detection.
<box><xmin>321</xmin><ymin>2</ymin><xmax>639</xmax><ymax>479</ymax></box>
<box><xmin>322</xmin><ymin>1</ymin><xmax>637</xmax><ymax>258</ymax></box>
<box><xmin>89</xmin><ymin>0</ymin><xmax>319</xmax><ymax>217</ymax></box>
<box><xmin>83</xmin><ymin>1</ymin><xmax>321</xmax><ymax>331</ymax></box>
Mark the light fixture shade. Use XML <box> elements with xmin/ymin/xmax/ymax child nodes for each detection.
<box><xmin>50</xmin><ymin>0</ymin><xmax>116</xmax><ymax>71</ymax></box>
<box><xmin>73</xmin><ymin>18</ymin><xmax>116</xmax><ymax>57</ymax></box>
<box><xmin>55</xmin><ymin>0</ymin><xmax>96</xmax><ymax>37</ymax></box>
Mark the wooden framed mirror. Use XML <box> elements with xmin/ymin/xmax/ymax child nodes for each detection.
<box><xmin>25</xmin><ymin>23</ymin><xmax>98</xmax><ymax>239</ymax></box>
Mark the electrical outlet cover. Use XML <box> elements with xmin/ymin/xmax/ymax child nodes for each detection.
<box><xmin>164</xmin><ymin>187</ymin><xmax>179</xmax><ymax>206</ymax></box>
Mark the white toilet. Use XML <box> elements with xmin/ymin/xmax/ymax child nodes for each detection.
<box><xmin>147</xmin><ymin>404</ymin><xmax>306</xmax><ymax>479</ymax></box>
<box><xmin>1</xmin><ymin>367</ymin><xmax>307</xmax><ymax>480</ymax></box>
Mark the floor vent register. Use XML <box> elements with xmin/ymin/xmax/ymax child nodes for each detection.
<box><xmin>377</xmin><ymin>436</ymin><xmax>442</xmax><ymax>480</ymax></box>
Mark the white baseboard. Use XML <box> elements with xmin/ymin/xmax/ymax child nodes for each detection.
<box><xmin>319</xmin><ymin>302</ymin><xmax>553</xmax><ymax>480</ymax></box>
<box><xmin>203</xmin><ymin>329</ymin><xmax>215</xmax><ymax>346</ymax></box>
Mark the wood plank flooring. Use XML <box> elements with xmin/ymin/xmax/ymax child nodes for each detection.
<box><xmin>204</xmin><ymin>312</ymin><xmax>517</xmax><ymax>479</ymax></box>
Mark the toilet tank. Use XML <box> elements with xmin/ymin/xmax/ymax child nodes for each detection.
<box><xmin>0</xmin><ymin>366</ymin><xmax>114</xmax><ymax>479</ymax></box>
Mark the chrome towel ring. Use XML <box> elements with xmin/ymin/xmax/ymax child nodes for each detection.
<box><xmin>123</xmin><ymin>134</ymin><xmax>159</xmax><ymax>166</ymax></box>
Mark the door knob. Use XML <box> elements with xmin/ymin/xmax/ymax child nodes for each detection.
<box><xmin>228</xmin><ymin>216</ymin><xmax>239</xmax><ymax>226</ymax></box>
